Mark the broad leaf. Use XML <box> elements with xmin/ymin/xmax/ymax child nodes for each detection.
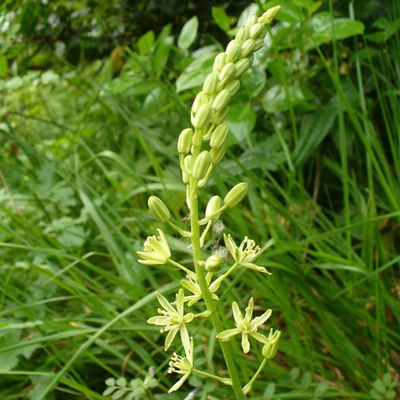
<box><xmin>178</xmin><ymin>16</ymin><xmax>199</xmax><ymax>50</ymax></box>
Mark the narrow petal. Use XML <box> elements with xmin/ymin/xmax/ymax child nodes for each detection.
<box><xmin>216</xmin><ymin>327</ymin><xmax>242</xmax><ymax>341</ymax></box>
<box><xmin>164</xmin><ymin>327</ymin><xmax>179</xmax><ymax>351</ymax></box>
<box><xmin>156</xmin><ymin>292</ymin><xmax>177</xmax><ymax>315</ymax></box>
<box><xmin>252</xmin><ymin>309</ymin><xmax>272</xmax><ymax>328</ymax></box>
<box><xmin>232</xmin><ymin>301</ymin><xmax>243</xmax><ymax>325</ymax></box>
<box><xmin>241</xmin><ymin>333</ymin><xmax>250</xmax><ymax>353</ymax></box>
<box><xmin>244</xmin><ymin>297</ymin><xmax>254</xmax><ymax>323</ymax></box>
<box><xmin>250</xmin><ymin>331</ymin><xmax>268</xmax><ymax>344</ymax></box>
<box><xmin>168</xmin><ymin>372</ymin><xmax>190</xmax><ymax>393</ymax></box>
<box><xmin>242</xmin><ymin>262</ymin><xmax>271</xmax><ymax>274</ymax></box>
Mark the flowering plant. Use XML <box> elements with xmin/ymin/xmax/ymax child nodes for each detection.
<box><xmin>138</xmin><ymin>6</ymin><xmax>281</xmax><ymax>398</ymax></box>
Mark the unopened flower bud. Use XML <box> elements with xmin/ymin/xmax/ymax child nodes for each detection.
<box><xmin>226</xmin><ymin>40</ymin><xmax>241</xmax><ymax>63</ymax></box>
<box><xmin>193</xmin><ymin>151</ymin><xmax>211</xmax><ymax>180</ymax></box>
<box><xmin>224</xmin><ymin>79</ymin><xmax>240</xmax><ymax>97</ymax></box>
<box><xmin>182</xmin><ymin>155</ymin><xmax>192</xmax><ymax>183</ymax></box>
<box><xmin>224</xmin><ymin>182</ymin><xmax>248</xmax><ymax>208</ymax></box>
<box><xmin>245</xmin><ymin>15</ymin><xmax>258</xmax><ymax>27</ymax></box>
<box><xmin>203</xmin><ymin>72</ymin><xmax>219</xmax><ymax>95</ymax></box>
<box><xmin>219</xmin><ymin>63</ymin><xmax>236</xmax><ymax>83</ymax></box>
<box><xmin>235</xmin><ymin>58</ymin><xmax>252</xmax><ymax>77</ymax></box>
<box><xmin>240</xmin><ymin>39</ymin><xmax>255</xmax><ymax>57</ymax></box>
<box><xmin>177</xmin><ymin>128</ymin><xmax>193</xmax><ymax>154</ymax></box>
<box><xmin>236</xmin><ymin>26</ymin><xmax>250</xmax><ymax>43</ymax></box>
<box><xmin>249</xmin><ymin>23</ymin><xmax>265</xmax><ymax>39</ymax></box>
<box><xmin>191</xmin><ymin>103</ymin><xmax>212</xmax><ymax>130</ymax></box>
<box><xmin>205</xmin><ymin>254</ymin><xmax>223</xmax><ymax>272</ymax></box>
<box><xmin>252</xmin><ymin>38</ymin><xmax>264</xmax><ymax>52</ymax></box>
<box><xmin>210</xmin><ymin>123</ymin><xmax>229</xmax><ymax>149</ymax></box>
<box><xmin>210</xmin><ymin>106</ymin><xmax>229</xmax><ymax>126</ymax></box>
<box><xmin>148</xmin><ymin>196</ymin><xmax>171</xmax><ymax>223</ymax></box>
<box><xmin>205</xmin><ymin>195</ymin><xmax>222</xmax><ymax>218</ymax></box>
<box><xmin>213</xmin><ymin>52</ymin><xmax>227</xmax><ymax>72</ymax></box>
<box><xmin>212</xmin><ymin>89</ymin><xmax>231</xmax><ymax>113</ymax></box>
<box><xmin>261</xmin><ymin>329</ymin><xmax>281</xmax><ymax>359</ymax></box>
<box><xmin>259</xmin><ymin>6</ymin><xmax>281</xmax><ymax>25</ymax></box>
<box><xmin>192</xmin><ymin>91</ymin><xmax>208</xmax><ymax>114</ymax></box>
<box><xmin>210</xmin><ymin>143</ymin><xmax>227</xmax><ymax>165</ymax></box>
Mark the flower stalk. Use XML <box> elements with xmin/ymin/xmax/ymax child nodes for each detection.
<box><xmin>138</xmin><ymin>5</ymin><xmax>281</xmax><ymax>398</ymax></box>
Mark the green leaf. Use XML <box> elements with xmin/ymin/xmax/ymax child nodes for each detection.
<box><xmin>137</xmin><ymin>30</ymin><xmax>155</xmax><ymax>55</ymax></box>
<box><xmin>212</xmin><ymin>7</ymin><xmax>230</xmax><ymax>33</ymax></box>
<box><xmin>294</xmin><ymin>102</ymin><xmax>337</xmax><ymax>166</ymax></box>
<box><xmin>226</xmin><ymin>103</ymin><xmax>257</xmax><ymax>145</ymax></box>
<box><xmin>112</xmin><ymin>389</ymin><xmax>127</xmax><ymax>400</ymax></box>
<box><xmin>263</xmin><ymin>382</ymin><xmax>276</xmax><ymax>400</ymax></box>
<box><xmin>262</xmin><ymin>84</ymin><xmax>315</xmax><ymax>113</ymax></box>
<box><xmin>27</xmin><ymin>376</ymin><xmax>54</xmax><ymax>400</ymax></box>
<box><xmin>178</xmin><ymin>16</ymin><xmax>199</xmax><ymax>50</ymax></box>
<box><xmin>0</xmin><ymin>54</ymin><xmax>8</xmax><ymax>77</ymax></box>
<box><xmin>306</xmin><ymin>13</ymin><xmax>364</xmax><ymax>49</ymax></box>
<box><xmin>152</xmin><ymin>24</ymin><xmax>173</xmax><ymax>77</ymax></box>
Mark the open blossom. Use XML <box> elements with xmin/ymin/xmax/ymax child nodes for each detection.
<box><xmin>216</xmin><ymin>297</ymin><xmax>272</xmax><ymax>353</ymax></box>
<box><xmin>167</xmin><ymin>337</ymin><xmax>194</xmax><ymax>392</ymax></box>
<box><xmin>137</xmin><ymin>229</ymin><xmax>171</xmax><ymax>265</ymax></box>
<box><xmin>147</xmin><ymin>289</ymin><xmax>194</xmax><ymax>351</ymax></box>
<box><xmin>223</xmin><ymin>234</ymin><xmax>270</xmax><ymax>274</ymax></box>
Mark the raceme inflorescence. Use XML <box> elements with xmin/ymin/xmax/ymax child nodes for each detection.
<box><xmin>137</xmin><ymin>6</ymin><xmax>281</xmax><ymax>399</ymax></box>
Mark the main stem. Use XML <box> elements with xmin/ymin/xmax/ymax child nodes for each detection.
<box><xmin>189</xmin><ymin>179</ymin><xmax>246</xmax><ymax>400</ymax></box>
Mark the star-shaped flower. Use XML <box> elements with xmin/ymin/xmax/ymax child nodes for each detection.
<box><xmin>167</xmin><ymin>337</ymin><xmax>194</xmax><ymax>392</ymax></box>
<box><xmin>147</xmin><ymin>289</ymin><xmax>194</xmax><ymax>351</ymax></box>
<box><xmin>216</xmin><ymin>297</ymin><xmax>272</xmax><ymax>353</ymax></box>
<box><xmin>137</xmin><ymin>229</ymin><xmax>171</xmax><ymax>265</ymax></box>
<box><xmin>223</xmin><ymin>234</ymin><xmax>270</xmax><ymax>274</ymax></box>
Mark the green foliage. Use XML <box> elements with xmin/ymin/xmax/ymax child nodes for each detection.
<box><xmin>1</xmin><ymin>0</ymin><xmax>400</xmax><ymax>399</ymax></box>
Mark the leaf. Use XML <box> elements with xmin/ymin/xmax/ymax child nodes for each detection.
<box><xmin>137</xmin><ymin>30</ymin><xmax>155</xmax><ymax>55</ymax></box>
<box><xmin>263</xmin><ymin>382</ymin><xmax>276</xmax><ymax>400</ymax></box>
<box><xmin>176</xmin><ymin>51</ymin><xmax>216</xmax><ymax>92</ymax></box>
<box><xmin>262</xmin><ymin>84</ymin><xmax>316</xmax><ymax>113</ymax></box>
<box><xmin>306</xmin><ymin>13</ymin><xmax>364</xmax><ymax>49</ymax></box>
<box><xmin>294</xmin><ymin>101</ymin><xmax>337</xmax><ymax>166</ymax></box>
<box><xmin>0</xmin><ymin>54</ymin><xmax>8</xmax><ymax>77</ymax></box>
<box><xmin>212</xmin><ymin>7</ymin><xmax>230</xmax><ymax>33</ymax></box>
<box><xmin>152</xmin><ymin>24</ymin><xmax>173</xmax><ymax>77</ymax></box>
<box><xmin>27</xmin><ymin>376</ymin><xmax>53</xmax><ymax>400</ymax></box>
<box><xmin>0</xmin><ymin>332</ymin><xmax>20</xmax><ymax>372</ymax></box>
<box><xmin>226</xmin><ymin>103</ymin><xmax>257</xmax><ymax>145</ymax></box>
<box><xmin>178</xmin><ymin>16</ymin><xmax>199</xmax><ymax>50</ymax></box>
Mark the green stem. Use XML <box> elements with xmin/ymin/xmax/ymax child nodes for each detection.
<box><xmin>192</xmin><ymin>368</ymin><xmax>232</xmax><ymax>385</ymax></box>
<box><xmin>189</xmin><ymin>178</ymin><xmax>246</xmax><ymax>400</ymax></box>
<box><xmin>168</xmin><ymin>259</ymin><xmax>196</xmax><ymax>279</ymax></box>
<box><xmin>243</xmin><ymin>357</ymin><xmax>268</xmax><ymax>395</ymax></box>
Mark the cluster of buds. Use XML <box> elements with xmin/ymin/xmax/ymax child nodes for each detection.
<box><xmin>177</xmin><ymin>7</ymin><xmax>280</xmax><ymax>193</ymax></box>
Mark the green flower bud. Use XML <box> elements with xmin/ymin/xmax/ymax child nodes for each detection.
<box><xmin>249</xmin><ymin>23</ymin><xmax>265</xmax><ymax>39</ymax></box>
<box><xmin>212</xmin><ymin>89</ymin><xmax>231</xmax><ymax>113</ymax></box>
<box><xmin>177</xmin><ymin>128</ymin><xmax>193</xmax><ymax>154</ymax></box>
<box><xmin>191</xmin><ymin>103</ymin><xmax>212</xmax><ymax>130</ymax></box>
<box><xmin>210</xmin><ymin>123</ymin><xmax>229</xmax><ymax>149</ymax></box>
<box><xmin>210</xmin><ymin>106</ymin><xmax>229</xmax><ymax>125</ymax></box>
<box><xmin>240</xmin><ymin>39</ymin><xmax>255</xmax><ymax>57</ymax></box>
<box><xmin>205</xmin><ymin>195</ymin><xmax>222</xmax><ymax>218</ymax></box>
<box><xmin>226</xmin><ymin>40</ymin><xmax>241</xmax><ymax>63</ymax></box>
<box><xmin>148</xmin><ymin>196</ymin><xmax>171</xmax><ymax>223</ymax></box>
<box><xmin>213</xmin><ymin>52</ymin><xmax>227</xmax><ymax>73</ymax></box>
<box><xmin>224</xmin><ymin>182</ymin><xmax>248</xmax><ymax>208</ymax></box>
<box><xmin>252</xmin><ymin>38</ymin><xmax>264</xmax><ymax>52</ymax></box>
<box><xmin>203</xmin><ymin>72</ymin><xmax>219</xmax><ymax>95</ymax></box>
<box><xmin>182</xmin><ymin>155</ymin><xmax>192</xmax><ymax>183</ymax></box>
<box><xmin>219</xmin><ymin>63</ymin><xmax>236</xmax><ymax>83</ymax></box>
<box><xmin>258</xmin><ymin>6</ymin><xmax>281</xmax><ymax>25</ymax></box>
<box><xmin>236</xmin><ymin>26</ymin><xmax>250</xmax><ymax>43</ymax></box>
<box><xmin>245</xmin><ymin>15</ymin><xmax>258</xmax><ymax>27</ymax></box>
<box><xmin>192</xmin><ymin>91</ymin><xmax>208</xmax><ymax>114</ymax></box>
<box><xmin>210</xmin><ymin>142</ymin><xmax>227</xmax><ymax>165</ymax></box>
<box><xmin>205</xmin><ymin>254</ymin><xmax>223</xmax><ymax>272</ymax></box>
<box><xmin>224</xmin><ymin>79</ymin><xmax>240</xmax><ymax>97</ymax></box>
<box><xmin>261</xmin><ymin>329</ymin><xmax>281</xmax><ymax>360</ymax></box>
<box><xmin>193</xmin><ymin>151</ymin><xmax>211</xmax><ymax>180</ymax></box>
<box><xmin>235</xmin><ymin>58</ymin><xmax>252</xmax><ymax>77</ymax></box>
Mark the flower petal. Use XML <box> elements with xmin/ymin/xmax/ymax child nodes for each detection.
<box><xmin>232</xmin><ymin>301</ymin><xmax>243</xmax><ymax>325</ymax></box>
<box><xmin>216</xmin><ymin>327</ymin><xmax>242</xmax><ymax>341</ymax></box>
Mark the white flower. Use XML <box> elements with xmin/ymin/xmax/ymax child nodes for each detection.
<box><xmin>223</xmin><ymin>234</ymin><xmax>270</xmax><ymax>274</ymax></box>
<box><xmin>216</xmin><ymin>297</ymin><xmax>272</xmax><ymax>353</ymax></box>
<box><xmin>167</xmin><ymin>337</ymin><xmax>194</xmax><ymax>392</ymax></box>
<box><xmin>137</xmin><ymin>229</ymin><xmax>171</xmax><ymax>265</ymax></box>
<box><xmin>147</xmin><ymin>289</ymin><xmax>194</xmax><ymax>351</ymax></box>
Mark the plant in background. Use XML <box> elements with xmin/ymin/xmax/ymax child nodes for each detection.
<box><xmin>137</xmin><ymin>6</ymin><xmax>281</xmax><ymax>399</ymax></box>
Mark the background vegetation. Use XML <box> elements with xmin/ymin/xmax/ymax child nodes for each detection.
<box><xmin>1</xmin><ymin>0</ymin><xmax>399</xmax><ymax>399</ymax></box>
